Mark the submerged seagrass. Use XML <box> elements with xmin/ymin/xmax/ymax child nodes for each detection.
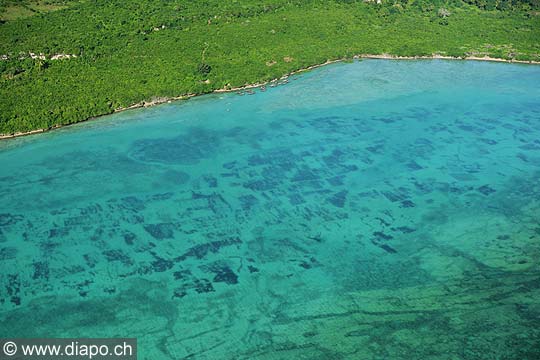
<box><xmin>0</xmin><ymin>60</ymin><xmax>539</xmax><ymax>359</ymax></box>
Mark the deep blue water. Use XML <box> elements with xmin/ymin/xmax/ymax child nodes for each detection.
<box><xmin>1</xmin><ymin>59</ymin><xmax>539</xmax><ymax>359</ymax></box>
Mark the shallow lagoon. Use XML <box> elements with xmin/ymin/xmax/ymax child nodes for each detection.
<box><xmin>1</xmin><ymin>59</ymin><xmax>539</xmax><ymax>359</ymax></box>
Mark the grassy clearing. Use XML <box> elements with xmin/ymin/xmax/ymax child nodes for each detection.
<box><xmin>0</xmin><ymin>0</ymin><xmax>74</xmax><ymax>21</ymax></box>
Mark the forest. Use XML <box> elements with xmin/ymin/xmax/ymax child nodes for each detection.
<box><xmin>1</xmin><ymin>0</ymin><xmax>539</xmax><ymax>135</ymax></box>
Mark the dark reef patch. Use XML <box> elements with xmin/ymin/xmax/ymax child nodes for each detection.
<box><xmin>291</xmin><ymin>167</ymin><xmax>320</xmax><ymax>182</ymax></box>
<box><xmin>102</xmin><ymin>250</ymin><xmax>133</xmax><ymax>265</ymax></box>
<box><xmin>48</xmin><ymin>227</ymin><xmax>70</xmax><ymax>239</ymax></box>
<box><xmin>392</xmin><ymin>226</ymin><xmax>416</xmax><ymax>234</ymax></box>
<box><xmin>123</xmin><ymin>232</ymin><xmax>136</xmax><ymax>245</ymax></box>
<box><xmin>366</xmin><ymin>143</ymin><xmax>385</xmax><ymax>154</ymax></box>
<box><xmin>151</xmin><ymin>256</ymin><xmax>174</xmax><ymax>272</ymax></box>
<box><xmin>373</xmin><ymin>231</ymin><xmax>393</xmax><ymax>241</ymax></box>
<box><xmin>379</xmin><ymin>244</ymin><xmax>397</xmax><ymax>253</ymax></box>
<box><xmin>223</xmin><ymin>161</ymin><xmax>237</xmax><ymax>170</ymax></box>
<box><xmin>477</xmin><ymin>185</ymin><xmax>496</xmax><ymax>196</ymax></box>
<box><xmin>10</xmin><ymin>296</ymin><xmax>21</xmax><ymax>306</ymax></box>
<box><xmin>83</xmin><ymin>254</ymin><xmax>98</xmax><ymax>268</ymax></box>
<box><xmin>32</xmin><ymin>261</ymin><xmax>50</xmax><ymax>280</ymax></box>
<box><xmin>202</xmin><ymin>174</ymin><xmax>218</xmax><ymax>188</ymax></box>
<box><xmin>382</xmin><ymin>189</ymin><xmax>409</xmax><ymax>203</ymax></box>
<box><xmin>479</xmin><ymin>138</ymin><xmax>498</xmax><ymax>145</ymax></box>
<box><xmin>327</xmin><ymin>176</ymin><xmax>344</xmax><ymax>186</ymax></box>
<box><xmin>149</xmin><ymin>192</ymin><xmax>174</xmax><ymax>201</ymax></box>
<box><xmin>173</xmin><ymin>278</ymin><xmax>215</xmax><ymax>298</ymax></box>
<box><xmin>161</xmin><ymin>170</ymin><xmax>190</xmax><ymax>185</ymax></box>
<box><xmin>0</xmin><ymin>247</ymin><xmax>17</xmax><ymax>261</ymax></box>
<box><xmin>177</xmin><ymin>237</ymin><xmax>242</xmax><ymax>261</ymax></box>
<box><xmin>288</xmin><ymin>193</ymin><xmax>305</xmax><ymax>206</ymax></box>
<box><xmin>191</xmin><ymin>192</ymin><xmax>231</xmax><ymax>213</ymax></box>
<box><xmin>6</xmin><ymin>274</ymin><xmax>20</xmax><ymax>297</ymax></box>
<box><xmin>173</xmin><ymin>269</ymin><xmax>192</xmax><ymax>280</ymax></box>
<box><xmin>144</xmin><ymin>223</ymin><xmax>175</xmax><ymax>240</ymax></box>
<box><xmin>407</xmin><ymin>161</ymin><xmax>423</xmax><ymax>171</ymax></box>
<box><xmin>243</xmin><ymin>178</ymin><xmax>278</xmax><ymax>191</ymax></box>
<box><xmin>327</xmin><ymin>190</ymin><xmax>348</xmax><ymax>208</ymax></box>
<box><xmin>204</xmin><ymin>263</ymin><xmax>239</xmax><ymax>285</ymax></box>
<box><xmin>400</xmin><ymin>200</ymin><xmax>416</xmax><ymax>208</ymax></box>
<box><xmin>120</xmin><ymin>196</ymin><xmax>146</xmax><ymax>211</ymax></box>
<box><xmin>193</xmin><ymin>279</ymin><xmax>215</xmax><ymax>294</ymax></box>
<box><xmin>239</xmin><ymin>195</ymin><xmax>259</xmax><ymax>211</ymax></box>
<box><xmin>129</xmin><ymin>128</ymin><xmax>221</xmax><ymax>165</ymax></box>
<box><xmin>0</xmin><ymin>213</ymin><xmax>23</xmax><ymax>227</ymax></box>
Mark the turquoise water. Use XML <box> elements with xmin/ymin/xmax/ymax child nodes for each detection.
<box><xmin>1</xmin><ymin>59</ymin><xmax>540</xmax><ymax>359</ymax></box>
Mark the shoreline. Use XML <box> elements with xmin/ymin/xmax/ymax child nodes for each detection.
<box><xmin>2</xmin><ymin>53</ymin><xmax>539</xmax><ymax>140</ymax></box>
<box><xmin>360</xmin><ymin>53</ymin><xmax>540</xmax><ymax>64</ymax></box>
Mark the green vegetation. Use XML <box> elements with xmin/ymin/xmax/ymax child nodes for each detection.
<box><xmin>1</xmin><ymin>0</ymin><xmax>539</xmax><ymax>135</ymax></box>
<box><xmin>0</xmin><ymin>0</ymin><xmax>78</xmax><ymax>21</ymax></box>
